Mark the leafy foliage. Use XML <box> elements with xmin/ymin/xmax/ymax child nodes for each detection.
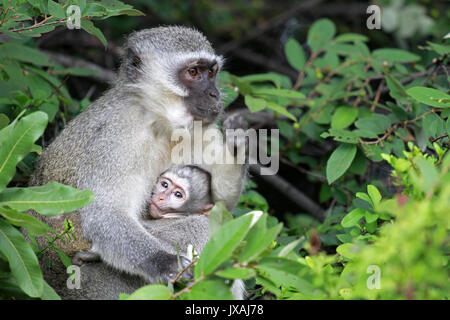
<box><xmin>0</xmin><ymin>0</ymin><xmax>140</xmax><ymax>300</ymax></box>
<box><xmin>1</xmin><ymin>1</ymin><xmax>449</xmax><ymax>300</ymax></box>
<box><xmin>128</xmin><ymin>17</ymin><xmax>449</xmax><ymax>300</ymax></box>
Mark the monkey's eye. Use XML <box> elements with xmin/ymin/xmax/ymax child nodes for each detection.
<box><xmin>188</xmin><ymin>67</ymin><xmax>198</xmax><ymax>77</ymax></box>
<box><xmin>208</xmin><ymin>69</ymin><xmax>214</xmax><ymax>79</ymax></box>
<box><xmin>174</xmin><ymin>191</ymin><xmax>183</xmax><ymax>198</ymax></box>
<box><xmin>161</xmin><ymin>181</ymin><xmax>168</xmax><ymax>188</ymax></box>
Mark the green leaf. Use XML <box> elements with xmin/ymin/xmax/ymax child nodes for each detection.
<box><xmin>341</xmin><ymin>208</ymin><xmax>366</xmax><ymax>228</ymax></box>
<box><xmin>321</xmin><ymin>128</ymin><xmax>359</xmax><ymax>144</ymax></box>
<box><xmin>406</xmin><ymin>87</ymin><xmax>450</xmax><ymax>108</ymax></box>
<box><xmin>257</xmin><ymin>257</ymin><xmax>314</xmax><ymax>294</ymax></box>
<box><xmin>244</xmin><ymin>95</ymin><xmax>266</xmax><ymax>112</ymax></box>
<box><xmin>372</xmin><ymin>49</ymin><xmax>420</xmax><ymax>63</ymax></box>
<box><xmin>39</xmin><ymin>103</ymin><xmax>58</xmax><ymax>122</ymax></box>
<box><xmin>331</xmin><ymin>106</ymin><xmax>358</xmax><ymax>129</ymax></box>
<box><xmin>355</xmin><ymin>114</ymin><xmax>392</xmax><ymax>135</ymax></box>
<box><xmin>41</xmin><ymin>280</ymin><xmax>61</xmax><ymax>300</ymax></box>
<box><xmin>367</xmin><ymin>185</ymin><xmax>382</xmax><ymax>208</ymax></box>
<box><xmin>334</xmin><ymin>33</ymin><xmax>368</xmax><ymax>43</ymax></box>
<box><xmin>182</xmin><ymin>277</ymin><xmax>234</xmax><ymax>300</ymax></box>
<box><xmin>356</xmin><ymin>192</ymin><xmax>373</xmax><ymax>207</ymax></box>
<box><xmin>0</xmin><ymin>219</ymin><xmax>43</xmax><ymax>297</ymax></box>
<box><xmin>385</xmin><ymin>74</ymin><xmax>409</xmax><ymax>102</ymax></box>
<box><xmin>80</xmin><ymin>20</ymin><xmax>107</xmax><ymax>48</ymax></box>
<box><xmin>0</xmin><ymin>182</ymin><xmax>94</xmax><ymax>216</ymax></box>
<box><xmin>240</xmin><ymin>72</ymin><xmax>292</xmax><ymax>89</ymax></box>
<box><xmin>208</xmin><ymin>202</ymin><xmax>233</xmax><ymax>235</ymax></box>
<box><xmin>285</xmin><ymin>38</ymin><xmax>306</xmax><ymax>71</ymax></box>
<box><xmin>307</xmin><ymin>18</ymin><xmax>336</xmax><ymax>52</ymax></box>
<box><xmin>126</xmin><ymin>284</ymin><xmax>172</xmax><ymax>300</ymax></box>
<box><xmin>196</xmin><ymin>212</ymin><xmax>255</xmax><ymax>277</ymax></box>
<box><xmin>425</xmin><ymin>41</ymin><xmax>450</xmax><ymax>55</ymax></box>
<box><xmin>277</xmin><ymin>120</ymin><xmax>295</xmax><ymax>138</ymax></box>
<box><xmin>326</xmin><ymin>144</ymin><xmax>357</xmax><ymax>184</ymax></box>
<box><xmin>336</xmin><ymin>243</ymin><xmax>358</xmax><ymax>259</ymax></box>
<box><xmin>278</xmin><ymin>238</ymin><xmax>302</xmax><ymax>257</ymax></box>
<box><xmin>415</xmin><ymin>158</ymin><xmax>439</xmax><ymax>192</ymax></box>
<box><xmin>365</xmin><ymin>212</ymin><xmax>378</xmax><ymax>224</ymax></box>
<box><xmin>265</xmin><ymin>101</ymin><xmax>297</xmax><ymax>121</ymax></box>
<box><xmin>239</xmin><ymin>213</ymin><xmax>282</xmax><ymax>263</ymax></box>
<box><xmin>253</xmin><ymin>88</ymin><xmax>305</xmax><ymax>100</ymax></box>
<box><xmin>0</xmin><ymin>114</ymin><xmax>10</xmax><ymax>130</ymax></box>
<box><xmin>423</xmin><ymin>112</ymin><xmax>445</xmax><ymax>138</ymax></box>
<box><xmin>216</xmin><ymin>267</ymin><xmax>256</xmax><ymax>280</ymax></box>
<box><xmin>0</xmin><ymin>43</ymin><xmax>53</xmax><ymax>66</ymax></box>
<box><xmin>0</xmin><ymin>112</ymin><xmax>48</xmax><ymax>191</ymax></box>
<box><xmin>0</xmin><ymin>207</ymin><xmax>51</xmax><ymax>235</ymax></box>
<box><xmin>47</xmin><ymin>0</ymin><xmax>66</xmax><ymax>18</ymax></box>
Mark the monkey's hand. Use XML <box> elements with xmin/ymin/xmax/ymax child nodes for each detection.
<box><xmin>141</xmin><ymin>252</ymin><xmax>193</xmax><ymax>283</ymax></box>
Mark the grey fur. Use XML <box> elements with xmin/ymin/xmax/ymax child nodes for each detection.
<box><xmin>29</xmin><ymin>26</ymin><xmax>245</xmax><ymax>298</ymax></box>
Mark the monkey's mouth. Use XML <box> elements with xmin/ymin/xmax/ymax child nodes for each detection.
<box><xmin>193</xmin><ymin>105</ymin><xmax>222</xmax><ymax>122</ymax></box>
<box><xmin>148</xmin><ymin>200</ymin><xmax>165</xmax><ymax>219</ymax></box>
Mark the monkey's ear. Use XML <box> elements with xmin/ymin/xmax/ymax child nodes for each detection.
<box><xmin>125</xmin><ymin>48</ymin><xmax>142</xmax><ymax>82</ymax></box>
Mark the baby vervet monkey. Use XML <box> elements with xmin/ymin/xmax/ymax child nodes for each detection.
<box><xmin>149</xmin><ymin>165</ymin><xmax>214</xmax><ymax>219</ymax></box>
<box><xmin>72</xmin><ymin>165</ymin><xmax>213</xmax><ymax>266</ymax></box>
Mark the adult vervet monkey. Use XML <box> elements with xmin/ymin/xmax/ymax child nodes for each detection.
<box><xmin>30</xmin><ymin>26</ymin><xmax>246</xmax><ymax>296</ymax></box>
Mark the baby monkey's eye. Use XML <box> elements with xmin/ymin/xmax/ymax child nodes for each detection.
<box><xmin>188</xmin><ymin>67</ymin><xmax>198</xmax><ymax>77</ymax></box>
<box><xmin>161</xmin><ymin>181</ymin><xmax>168</xmax><ymax>188</ymax></box>
<box><xmin>208</xmin><ymin>69</ymin><xmax>214</xmax><ymax>79</ymax></box>
<box><xmin>174</xmin><ymin>191</ymin><xmax>183</xmax><ymax>198</ymax></box>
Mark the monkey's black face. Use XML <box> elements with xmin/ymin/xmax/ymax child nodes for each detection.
<box><xmin>179</xmin><ymin>59</ymin><xmax>222</xmax><ymax>123</ymax></box>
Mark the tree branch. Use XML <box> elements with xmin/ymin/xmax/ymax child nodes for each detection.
<box><xmin>249</xmin><ymin>163</ymin><xmax>324</xmax><ymax>221</ymax></box>
<box><xmin>41</xmin><ymin>50</ymin><xmax>116</xmax><ymax>83</ymax></box>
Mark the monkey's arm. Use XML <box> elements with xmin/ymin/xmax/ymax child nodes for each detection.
<box><xmin>79</xmin><ymin>179</ymin><xmax>192</xmax><ymax>283</ymax></box>
<box><xmin>83</xmin><ymin>207</ymin><xmax>191</xmax><ymax>282</ymax></box>
<box><xmin>201</xmin><ymin>124</ymin><xmax>247</xmax><ymax>211</ymax></box>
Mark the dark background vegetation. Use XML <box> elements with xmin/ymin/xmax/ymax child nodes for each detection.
<box><xmin>34</xmin><ymin>0</ymin><xmax>449</xmax><ymax>221</ymax></box>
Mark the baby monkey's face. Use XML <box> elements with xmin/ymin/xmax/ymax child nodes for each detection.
<box><xmin>149</xmin><ymin>176</ymin><xmax>188</xmax><ymax>219</ymax></box>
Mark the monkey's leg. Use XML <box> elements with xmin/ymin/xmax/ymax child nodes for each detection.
<box><xmin>81</xmin><ymin>202</ymin><xmax>192</xmax><ymax>283</ymax></box>
<box><xmin>72</xmin><ymin>251</ymin><xmax>101</xmax><ymax>266</ymax></box>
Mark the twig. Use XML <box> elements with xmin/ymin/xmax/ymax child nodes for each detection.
<box><xmin>171</xmin><ymin>275</ymin><xmax>205</xmax><ymax>300</ymax></box>
<box><xmin>0</xmin><ymin>0</ymin><xmax>11</xmax><ymax>27</ymax></box>
<box><xmin>431</xmin><ymin>134</ymin><xmax>448</xmax><ymax>143</ymax></box>
<box><xmin>10</xmin><ymin>19</ymin><xmax>67</xmax><ymax>32</ymax></box>
<box><xmin>293</xmin><ymin>51</ymin><xmax>320</xmax><ymax>90</ymax></box>
<box><xmin>249</xmin><ymin>163</ymin><xmax>324</xmax><ymax>221</ymax></box>
<box><xmin>171</xmin><ymin>258</ymin><xmax>198</xmax><ymax>284</ymax></box>
<box><xmin>370</xmin><ymin>79</ymin><xmax>384</xmax><ymax>111</ymax></box>
<box><xmin>359</xmin><ymin>109</ymin><xmax>440</xmax><ymax>145</ymax></box>
<box><xmin>352</xmin><ymin>62</ymin><xmax>371</xmax><ymax>107</ymax></box>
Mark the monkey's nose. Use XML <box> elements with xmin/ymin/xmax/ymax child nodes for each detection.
<box><xmin>206</xmin><ymin>87</ymin><xmax>219</xmax><ymax>100</ymax></box>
